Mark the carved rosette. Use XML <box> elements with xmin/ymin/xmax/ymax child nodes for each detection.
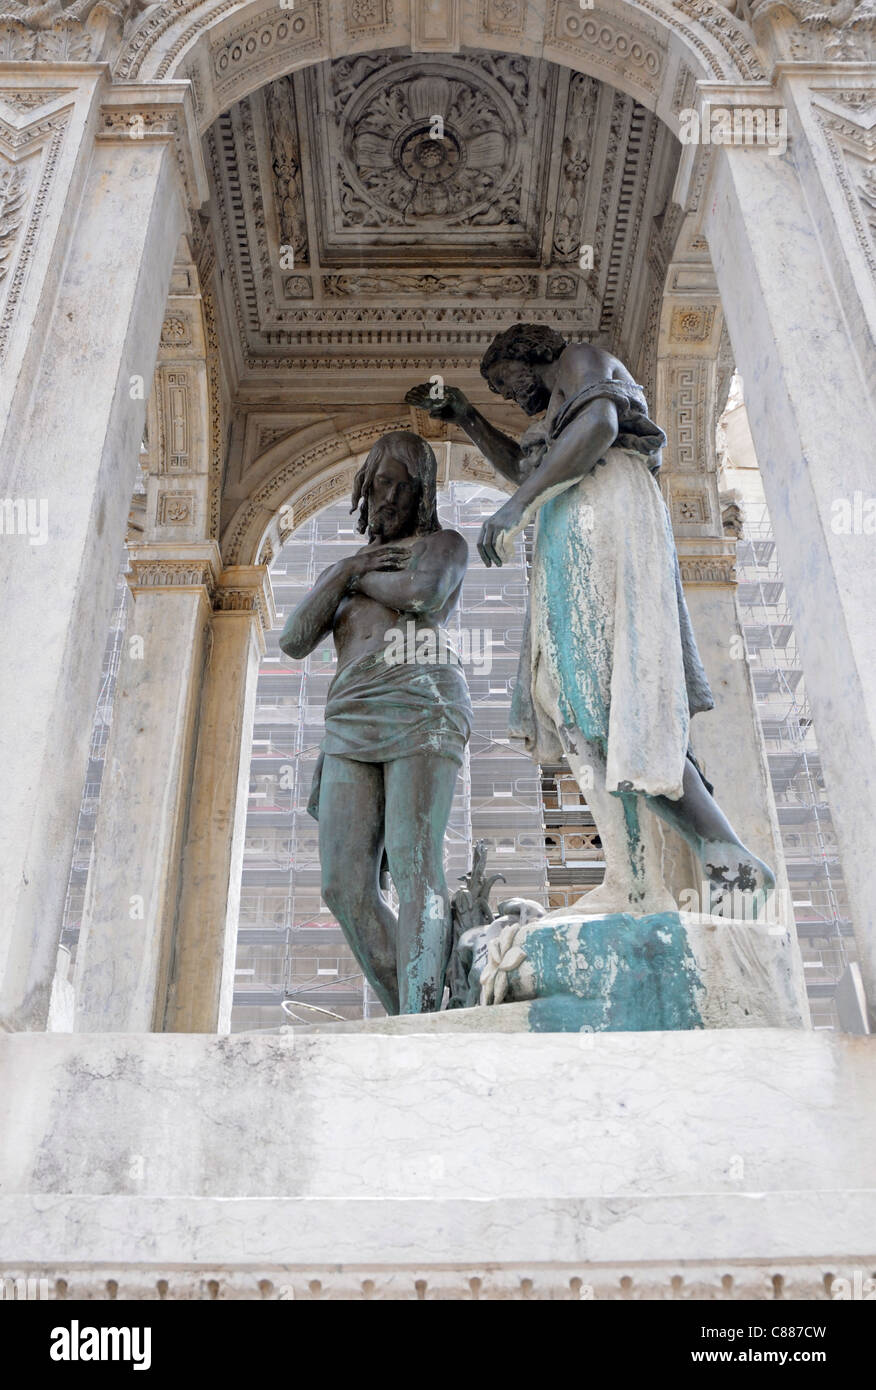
<box><xmin>337</xmin><ymin>62</ymin><xmax>520</xmax><ymax>227</ymax></box>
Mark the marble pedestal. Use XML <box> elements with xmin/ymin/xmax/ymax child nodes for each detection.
<box><xmin>1</xmin><ymin>1029</ymin><xmax>873</xmax><ymax>1300</ymax></box>
<box><xmin>449</xmin><ymin>911</ymin><xmax>808</xmax><ymax>1032</ymax></box>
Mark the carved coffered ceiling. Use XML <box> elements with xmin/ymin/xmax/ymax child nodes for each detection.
<box><xmin>307</xmin><ymin>50</ymin><xmax>551</xmax><ymax>258</ymax></box>
<box><xmin>204</xmin><ymin>47</ymin><xmax>681</xmax><ymax>376</ymax></box>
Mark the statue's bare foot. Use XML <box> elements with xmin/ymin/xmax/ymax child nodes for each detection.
<box><xmin>541</xmin><ymin>879</ymin><xmax>677</xmax><ymax>922</ymax></box>
<box><xmin>702</xmin><ymin>842</ymin><xmax>776</xmax><ymax>919</ymax></box>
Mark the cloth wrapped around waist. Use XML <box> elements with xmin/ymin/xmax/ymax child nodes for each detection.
<box><xmin>307</xmin><ymin>643</ymin><xmax>473</xmax><ymax>819</ymax></box>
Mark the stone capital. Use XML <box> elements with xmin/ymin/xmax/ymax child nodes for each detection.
<box><xmin>126</xmin><ymin>539</ymin><xmax>222</xmax><ymax>597</ymax></box>
<box><xmin>676</xmin><ymin>537</ymin><xmax>738</xmax><ymax>587</ymax></box>
<box><xmin>96</xmin><ymin>80</ymin><xmax>208</xmax><ymax>215</ymax></box>
<box><xmin>214</xmin><ymin>563</ymin><xmax>277</xmax><ymax>638</ymax></box>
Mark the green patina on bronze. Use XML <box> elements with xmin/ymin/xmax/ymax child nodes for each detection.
<box><xmin>521</xmin><ymin>911</ymin><xmax>704</xmax><ymax>1032</ymax></box>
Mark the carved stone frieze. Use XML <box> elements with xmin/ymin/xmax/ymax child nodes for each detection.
<box><xmin>349</xmin><ymin>73</ymin><xmax>510</xmax><ymax>222</ymax></box>
<box><xmin>545</xmin><ymin>272</ymin><xmax>578</xmax><ymax>298</ymax></box>
<box><xmin>2</xmin><ymin>1260</ymin><xmax>850</xmax><ymax>1300</ymax></box>
<box><xmin>242</xmin><ymin>354</ymin><xmax>513</xmax><ymax>371</ymax></box>
<box><xmin>286</xmin><ymin>466</ymin><xmax>362</xmax><ymax>530</ymax></box>
<box><xmin>110</xmin><ymin>0</ymin><xmax>777</xmax><ymax>100</ymax></box>
<box><xmin>157</xmin><ymin>369</ymin><xmax>191</xmax><ymax>473</ymax></box>
<box><xmin>214</xmin><ymin>565</ymin><xmax>276</xmax><ymax>633</ymax></box>
<box><xmin>748</xmin><ymin>0</ymin><xmax>875</xmax><ymax>60</ymax></box>
<box><xmin>552</xmin><ymin>73</ymin><xmax>599</xmax><ymax>262</ymax></box>
<box><xmin>0</xmin><ymin>88</ymin><xmax>69</xmax><ymax>113</ymax></box>
<box><xmin>210</xmin><ymin>3</ymin><xmax>323</xmax><ymax>103</ymax></box>
<box><xmin>671</xmin><ymin>0</ymin><xmax>765</xmax><ymax>80</ymax></box>
<box><xmin>283</xmin><ymin>274</ymin><xmax>313</xmax><ymax>298</ymax></box>
<box><xmin>457</xmin><ymin>447</ymin><xmax>497</xmax><ymax>484</ymax></box>
<box><xmin>0</xmin><ymin>0</ymin><xmax>148</xmax><ymax>62</ymax></box>
<box><xmin>678</xmin><ymin>553</ymin><xmax>737</xmax><ymax>584</ymax></box>
<box><xmin>810</xmin><ymin>90</ymin><xmax>876</xmax><ymax>280</ymax></box>
<box><xmin>663</xmin><ymin>358</ymin><xmax>711</xmax><ymax>471</ymax></box>
<box><xmin>0</xmin><ymin>161</ymin><xmax>28</xmax><ymax>290</ymax></box>
<box><xmin>202</xmin><ymin>286</ymin><xmax>222</xmax><ymax>540</ymax></box>
<box><xmin>597</xmin><ymin>98</ymin><xmax>662</xmax><ymax>346</ymax></box>
<box><xmin>833</xmin><ymin>88</ymin><xmax>876</xmax><ymax>115</ymax></box>
<box><xmin>321</xmin><ymin>270</ymin><xmax>539</xmax><ymax>297</ymax></box>
<box><xmin>345</xmin><ymin>0</ymin><xmax>394</xmax><ymax>36</ymax></box>
<box><xmin>408</xmin><ymin>403</ymin><xmax>449</xmax><ymax>439</ymax></box>
<box><xmin>115</xmin><ymin>0</ymin><xmax>236</xmax><ymax>82</ymax></box>
<box><xmin>127</xmin><ymin>554</ymin><xmax>218</xmax><ymax>594</ymax></box>
<box><xmin>264</xmin><ymin>75</ymin><xmax>308</xmax><ymax>266</ymax></box>
<box><xmin>0</xmin><ymin>106</ymin><xmax>68</xmax><ymax>361</ymax></box>
<box><xmin>548</xmin><ymin>1</ymin><xmax>665</xmax><ymax>94</ymax></box>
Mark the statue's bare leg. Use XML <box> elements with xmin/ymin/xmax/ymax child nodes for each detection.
<box><xmin>384</xmin><ymin>753</ymin><xmax>459</xmax><ymax>1013</ymax></box>
<box><xmin>544</xmin><ymin>743</ymin><xmax>677</xmax><ymax>919</ymax></box>
<box><xmin>318</xmin><ymin>754</ymin><xmax>399</xmax><ymax>1014</ymax></box>
<box><xmin>646</xmin><ymin>759</ymin><xmax>775</xmax><ymax>912</ymax></box>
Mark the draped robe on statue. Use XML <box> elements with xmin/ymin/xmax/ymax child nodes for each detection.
<box><xmin>509</xmin><ymin>378</ymin><xmax>714</xmax><ymax>802</ymax></box>
<box><xmin>307</xmin><ymin>646</ymin><xmax>472</xmax><ymax>819</ymax></box>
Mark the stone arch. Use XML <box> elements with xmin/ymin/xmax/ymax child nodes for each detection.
<box><xmin>224</xmin><ymin>423</ymin><xmax>514</xmax><ymax>570</ymax></box>
<box><xmin>115</xmin><ymin>0</ymin><xmax>767</xmax><ymax>136</ymax></box>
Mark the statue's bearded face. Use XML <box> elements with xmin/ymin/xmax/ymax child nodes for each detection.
<box><xmin>486</xmin><ymin>358</ymin><xmax>551</xmax><ymax>416</ymax></box>
<box><xmin>368</xmin><ymin>454</ymin><xmax>421</xmax><ymax>541</ymax></box>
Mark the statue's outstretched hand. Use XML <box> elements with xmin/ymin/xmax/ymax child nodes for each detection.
<box><xmin>477</xmin><ymin>498</ymin><xmax>525</xmax><ymax>568</ymax></box>
<box><xmin>405</xmin><ymin>382</ymin><xmax>469</xmax><ymax>422</ymax></box>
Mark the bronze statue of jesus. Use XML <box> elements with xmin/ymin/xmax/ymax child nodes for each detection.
<box><xmin>279</xmin><ymin>431</ymin><xmax>471</xmax><ymax>1013</ymax></box>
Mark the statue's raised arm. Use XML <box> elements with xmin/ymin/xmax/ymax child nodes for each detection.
<box><xmin>404</xmin><ymin>381</ymin><xmax>525</xmax><ymax>486</ymax></box>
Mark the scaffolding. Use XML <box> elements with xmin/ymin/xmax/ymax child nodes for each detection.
<box><xmin>733</xmin><ymin>508</ymin><xmax>852</xmax><ymax>1028</ymax></box>
<box><xmin>60</xmin><ymin>555</ymin><xmax>130</xmax><ymax>946</ymax></box>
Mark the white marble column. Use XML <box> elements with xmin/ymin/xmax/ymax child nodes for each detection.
<box><xmin>705</xmin><ymin>76</ymin><xmax>876</xmax><ymax>1019</ymax></box>
<box><xmin>0</xmin><ymin>79</ymin><xmax>203</xmax><ymax>1031</ymax></box>
<box><xmin>165</xmin><ymin>567</ymin><xmax>276</xmax><ymax>1035</ymax></box>
<box><xmin>680</xmin><ymin>551</ymin><xmax>798</xmax><ymax>940</ymax></box>
<box><xmin>655</xmin><ymin>285</ymin><xmax>789</xmax><ymax>915</ymax></box>
<box><xmin>72</xmin><ymin>544</ymin><xmax>221</xmax><ymax>1032</ymax></box>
